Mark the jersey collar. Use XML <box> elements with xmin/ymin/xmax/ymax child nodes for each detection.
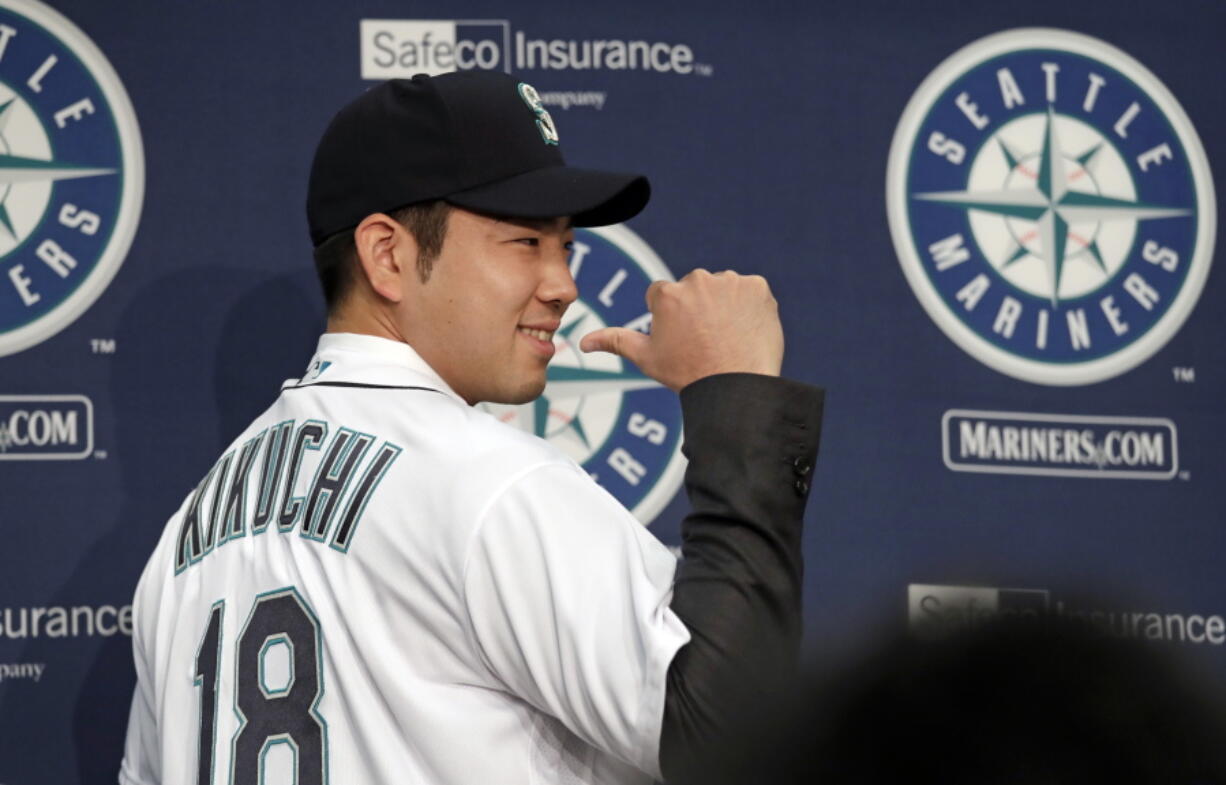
<box><xmin>291</xmin><ymin>332</ymin><xmax>468</xmax><ymax>405</ymax></box>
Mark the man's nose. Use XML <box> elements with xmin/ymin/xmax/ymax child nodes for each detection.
<box><xmin>541</xmin><ymin>245</ymin><xmax>579</xmax><ymax>309</ymax></box>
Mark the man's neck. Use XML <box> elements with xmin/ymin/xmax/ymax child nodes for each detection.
<box><xmin>325</xmin><ymin>303</ymin><xmax>402</xmax><ymax>343</ymax></box>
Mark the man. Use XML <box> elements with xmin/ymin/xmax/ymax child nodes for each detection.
<box><xmin>120</xmin><ymin>72</ymin><xmax>823</xmax><ymax>785</ymax></box>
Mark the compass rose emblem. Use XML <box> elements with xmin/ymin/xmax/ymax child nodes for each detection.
<box><xmin>887</xmin><ymin>29</ymin><xmax>1215</xmax><ymax>385</ymax></box>
<box><xmin>0</xmin><ymin>88</ymin><xmax>114</xmax><ymax>251</ymax></box>
<box><xmin>0</xmin><ymin>0</ymin><xmax>144</xmax><ymax>357</ymax></box>
<box><xmin>481</xmin><ymin>224</ymin><xmax>687</xmax><ymax>524</ymax></box>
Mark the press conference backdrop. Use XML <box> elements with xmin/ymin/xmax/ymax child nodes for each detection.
<box><xmin>1</xmin><ymin>0</ymin><xmax>1223</xmax><ymax>780</ymax></box>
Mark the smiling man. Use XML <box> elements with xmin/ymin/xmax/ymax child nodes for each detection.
<box><xmin>329</xmin><ymin>209</ymin><xmax>579</xmax><ymax>406</ymax></box>
<box><xmin>120</xmin><ymin>72</ymin><xmax>824</xmax><ymax>785</ymax></box>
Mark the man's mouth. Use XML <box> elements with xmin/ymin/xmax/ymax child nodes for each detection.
<box><xmin>517</xmin><ymin>327</ymin><xmax>555</xmax><ymax>341</ymax></box>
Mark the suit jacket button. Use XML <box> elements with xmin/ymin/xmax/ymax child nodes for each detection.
<box><xmin>792</xmin><ymin>456</ymin><xmax>812</xmax><ymax>476</ymax></box>
<box><xmin>794</xmin><ymin>477</ymin><xmax>810</xmax><ymax>496</ymax></box>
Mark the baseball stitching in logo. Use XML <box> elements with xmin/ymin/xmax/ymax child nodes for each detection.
<box><xmin>887</xmin><ymin>28</ymin><xmax>1215</xmax><ymax>385</ymax></box>
<box><xmin>0</xmin><ymin>0</ymin><xmax>143</xmax><ymax>357</ymax></box>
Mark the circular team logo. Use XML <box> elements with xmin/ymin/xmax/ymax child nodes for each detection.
<box><xmin>887</xmin><ymin>28</ymin><xmax>1214</xmax><ymax>385</ymax></box>
<box><xmin>481</xmin><ymin>225</ymin><xmax>686</xmax><ymax>525</ymax></box>
<box><xmin>0</xmin><ymin>0</ymin><xmax>143</xmax><ymax>357</ymax></box>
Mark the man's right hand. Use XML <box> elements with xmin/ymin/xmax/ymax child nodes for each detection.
<box><xmin>578</xmin><ymin>269</ymin><xmax>784</xmax><ymax>391</ymax></box>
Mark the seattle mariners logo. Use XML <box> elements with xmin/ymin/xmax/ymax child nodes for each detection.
<box><xmin>482</xmin><ymin>225</ymin><xmax>686</xmax><ymax>524</ymax></box>
<box><xmin>0</xmin><ymin>0</ymin><xmax>143</xmax><ymax>357</ymax></box>
<box><xmin>887</xmin><ymin>29</ymin><xmax>1215</xmax><ymax>385</ymax></box>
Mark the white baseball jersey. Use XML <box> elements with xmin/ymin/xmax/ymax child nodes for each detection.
<box><xmin>120</xmin><ymin>332</ymin><xmax>690</xmax><ymax>785</ymax></box>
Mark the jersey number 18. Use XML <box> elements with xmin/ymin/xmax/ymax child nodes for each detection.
<box><xmin>194</xmin><ymin>588</ymin><xmax>327</xmax><ymax>785</ymax></box>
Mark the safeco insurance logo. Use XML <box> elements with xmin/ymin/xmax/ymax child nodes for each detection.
<box><xmin>360</xmin><ymin>19</ymin><xmax>709</xmax><ymax>80</ymax></box>
<box><xmin>909</xmin><ymin>583</ymin><xmax>1050</xmax><ymax>635</ymax></box>
<box><xmin>887</xmin><ymin>29</ymin><xmax>1215</xmax><ymax>385</ymax></box>
<box><xmin>942</xmin><ymin>409</ymin><xmax>1176</xmax><ymax>479</ymax></box>
<box><xmin>0</xmin><ymin>0</ymin><xmax>144</xmax><ymax>357</ymax></box>
<box><xmin>0</xmin><ymin>394</ymin><xmax>92</xmax><ymax>459</ymax></box>
<box><xmin>909</xmin><ymin>583</ymin><xmax>1226</xmax><ymax>646</ymax></box>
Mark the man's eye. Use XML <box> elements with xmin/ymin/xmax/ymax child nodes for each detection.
<box><xmin>515</xmin><ymin>237</ymin><xmax>540</xmax><ymax>247</ymax></box>
<box><xmin>564</xmin><ymin>241</ymin><xmax>575</xmax><ymax>252</ymax></box>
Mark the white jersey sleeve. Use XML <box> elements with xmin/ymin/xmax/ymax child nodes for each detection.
<box><xmin>462</xmin><ymin>460</ymin><xmax>691</xmax><ymax>780</ymax></box>
<box><xmin>119</xmin><ymin>547</ymin><xmax>164</xmax><ymax>785</ymax></box>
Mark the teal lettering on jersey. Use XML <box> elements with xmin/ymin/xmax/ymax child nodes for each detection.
<box><xmin>174</xmin><ymin>421</ymin><xmax>402</xmax><ymax>574</ymax></box>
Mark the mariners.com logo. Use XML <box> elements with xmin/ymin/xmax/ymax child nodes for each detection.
<box><xmin>943</xmin><ymin>408</ymin><xmax>1177</xmax><ymax>479</ymax></box>
<box><xmin>360</xmin><ymin>19</ymin><xmax>711</xmax><ymax>81</ymax></box>
<box><xmin>887</xmin><ymin>29</ymin><xmax>1215</xmax><ymax>385</ymax></box>
<box><xmin>0</xmin><ymin>0</ymin><xmax>144</xmax><ymax>357</ymax></box>
<box><xmin>0</xmin><ymin>394</ymin><xmax>92</xmax><ymax>459</ymax></box>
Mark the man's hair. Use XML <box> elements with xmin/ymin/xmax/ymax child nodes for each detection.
<box><xmin>312</xmin><ymin>200</ymin><xmax>451</xmax><ymax>311</ymax></box>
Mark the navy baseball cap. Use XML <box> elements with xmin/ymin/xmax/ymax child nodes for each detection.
<box><xmin>306</xmin><ymin>72</ymin><xmax>650</xmax><ymax>246</ymax></box>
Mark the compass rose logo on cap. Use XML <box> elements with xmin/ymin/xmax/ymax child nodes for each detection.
<box><xmin>0</xmin><ymin>0</ymin><xmax>144</xmax><ymax>358</ymax></box>
<box><xmin>887</xmin><ymin>28</ymin><xmax>1214</xmax><ymax>386</ymax></box>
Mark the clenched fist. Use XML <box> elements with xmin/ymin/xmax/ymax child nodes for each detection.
<box><xmin>579</xmin><ymin>269</ymin><xmax>784</xmax><ymax>391</ymax></box>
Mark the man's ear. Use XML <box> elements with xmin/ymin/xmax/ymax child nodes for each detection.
<box><xmin>353</xmin><ymin>213</ymin><xmax>418</xmax><ymax>303</ymax></box>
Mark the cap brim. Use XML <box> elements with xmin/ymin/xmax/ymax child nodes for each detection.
<box><xmin>444</xmin><ymin>166</ymin><xmax>650</xmax><ymax>227</ymax></box>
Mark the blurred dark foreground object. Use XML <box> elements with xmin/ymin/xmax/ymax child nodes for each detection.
<box><xmin>679</xmin><ymin>616</ymin><xmax>1226</xmax><ymax>785</ymax></box>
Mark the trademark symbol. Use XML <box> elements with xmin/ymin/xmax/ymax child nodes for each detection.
<box><xmin>90</xmin><ymin>339</ymin><xmax>116</xmax><ymax>355</ymax></box>
<box><xmin>1171</xmin><ymin>367</ymin><xmax>1195</xmax><ymax>382</ymax></box>
<box><xmin>694</xmin><ymin>63</ymin><xmax>714</xmax><ymax>77</ymax></box>
<box><xmin>1179</xmin><ymin>470</ymin><xmax>1191</xmax><ymax>481</ymax></box>
<box><xmin>94</xmin><ymin>450</ymin><xmax>108</xmax><ymax>460</ymax></box>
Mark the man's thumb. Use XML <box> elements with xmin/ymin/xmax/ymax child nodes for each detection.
<box><xmin>579</xmin><ymin>327</ymin><xmax>650</xmax><ymax>363</ymax></box>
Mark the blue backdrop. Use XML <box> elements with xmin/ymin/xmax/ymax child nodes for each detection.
<box><xmin>1</xmin><ymin>0</ymin><xmax>1223</xmax><ymax>781</ymax></box>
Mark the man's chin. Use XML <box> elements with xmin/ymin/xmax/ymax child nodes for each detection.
<box><xmin>484</xmin><ymin>378</ymin><xmax>547</xmax><ymax>406</ymax></box>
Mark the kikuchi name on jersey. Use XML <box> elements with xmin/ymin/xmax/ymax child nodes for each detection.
<box><xmin>175</xmin><ymin>419</ymin><xmax>402</xmax><ymax>573</ymax></box>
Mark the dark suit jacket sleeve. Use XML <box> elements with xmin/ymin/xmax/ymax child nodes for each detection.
<box><xmin>658</xmin><ymin>372</ymin><xmax>825</xmax><ymax>782</ymax></box>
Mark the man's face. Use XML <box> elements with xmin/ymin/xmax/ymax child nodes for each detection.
<box><xmin>399</xmin><ymin>208</ymin><xmax>577</xmax><ymax>405</ymax></box>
